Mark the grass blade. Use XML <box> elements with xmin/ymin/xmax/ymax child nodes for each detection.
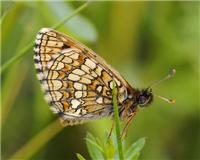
<box><xmin>85</xmin><ymin>132</ymin><xmax>104</xmax><ymax>160</ymax></box>
<box><xmin>76</xmin><ymin>153</ymin><xmax>86</xmax><ymax>160</ymax></box>
<box><xmin>112</xmin><ymin>81</ymin><xmax>124</xmax><ymax>160</ymax></box>
<box><xmin>125</xmin><ymin>137</ymin><xmax>146</xmax><ymax>160</ymax></box>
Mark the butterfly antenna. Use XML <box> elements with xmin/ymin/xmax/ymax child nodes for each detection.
<box><xmin>149</xmin><ymin>68</ymin><xmax>176</xmax><ymax>88</ymax></box>
<box><xmin>148</xmin><ymin>68</ymin><xmax>176</xmax><ymax>104</ymax></box>
<box><xmin>154</xmin><ymin>94</ymin><xmax>176</xmax><ymax>104</ymax></box>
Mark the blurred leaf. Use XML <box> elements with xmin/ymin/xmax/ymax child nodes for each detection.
<box><xmin>132</xmin><ymin>153</ymin><xmax>140</xmax><ymax>160</ymax></box>
<box><xmin>125</xmin><ymin>138</ymin><xmax>146</xmax><ymax>160</ymax></box>
<box><xmin>45</xmin><ymin>1</ymin><xmax>97</xmax><ymax>42</ymax></box>
<box><xmin>76</xmin><ymin>153</ymin><xmax>86</xmax><ymax>160</ymax></box>
<box><xmin>103</xmin><ymin>138</ymin><xmax>115</xmax><ymax>159</ymax></box>
<box><xmin>1</xmin><ymin>62</ymin><xmax>29</xmax><ymax>126</ymax></box>
<box><xmin>10</xmin><ymin>119</ymin><xmax>63</xmax><ymax>159</ymax></box>
<box><xmin>85</xmin><ymin>132</ymin><xmax>104</xmax><ymax>160</ymax></box>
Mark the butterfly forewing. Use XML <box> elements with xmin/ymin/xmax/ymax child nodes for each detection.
<box><xmin>34</xmin><ymin>28</ymin><xmax>133</xmax><ymax>126</ymax></box>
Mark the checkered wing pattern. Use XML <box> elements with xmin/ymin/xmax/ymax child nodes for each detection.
<box><xmin>34</xmin><ymin>28</ymin><xmax>133</xmax><ymax>126</ymax></box>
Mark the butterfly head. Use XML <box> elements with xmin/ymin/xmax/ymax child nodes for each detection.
<box><xmin>137</xmin><ymin>88</ymin><xmax>153</xmax><ymax>107</ymax></box>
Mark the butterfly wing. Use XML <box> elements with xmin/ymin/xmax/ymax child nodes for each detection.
<box><xmin>34</xmin><ymin>28</ymin><xmax>133</xmax><ymax>126</ymax></box>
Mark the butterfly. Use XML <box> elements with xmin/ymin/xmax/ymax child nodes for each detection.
<box><xmin>33</xmin><ymin>28</ymin><xmax>154</xmax><ymax>130</ymax></box>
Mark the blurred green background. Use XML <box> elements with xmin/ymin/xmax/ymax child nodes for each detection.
<box><xmin>1</xmin><ymin>1</ymin><xmax>199</xmax><ymax>160</ymax></box>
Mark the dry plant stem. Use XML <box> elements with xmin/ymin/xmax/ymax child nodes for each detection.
<box><xmin>0</xmin><ymin>1</ymin><xmax>90</xmax><ymax>74</ymax></box>
<box><xmin>9</xmin><ymin>119</ymin><xmax>63</xmax><ymax>159</ymax></box>
<box><xmin>112</xmin><ymin>81</ymin><xmax>124</xmax><ymax>160</ymax></box>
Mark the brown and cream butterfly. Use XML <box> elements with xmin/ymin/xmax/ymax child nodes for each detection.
<box><xmin>33</xmin><ymin>28</ymin><xmax>155</xmax><ymax>127</ymax></box>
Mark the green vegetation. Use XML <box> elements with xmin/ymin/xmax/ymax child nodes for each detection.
<box><xmin>1</xmin><ymin>1</ymin><xmax>199</xmax><ymax>159</ymax></box>
<box><xmin>77</xmin><ymin>132</ymin><xmax>145</xmax><ymax>160</ymax></box>
<box><xmin>112</xmin><ymin>81</ymin><xmax>124</xmax><ymax>160</ymax></box>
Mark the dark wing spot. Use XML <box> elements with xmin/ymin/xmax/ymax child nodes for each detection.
<box><xmin>62</xmin><ymin>44</ymin><xmax>70</xmax><ymax>49</ymax></box>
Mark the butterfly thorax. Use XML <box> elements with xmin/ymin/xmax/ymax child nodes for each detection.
<box><xmin>133</xmin><ymin>88</ymin><xmax>153</xmax><ymax>107</ymax></box>
<box><xmin>119</xmin><ymin>87</ymin><xmax>153</xmax><ymax>120</ymax></box>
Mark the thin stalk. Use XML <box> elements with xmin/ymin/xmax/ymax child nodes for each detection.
<box><xmin>0</xmin><ymin>1</ymin><xmax>90</xmax><ymax>74</ymax></box>
<box><xmin>112</xmin><ymin>81</ymin><xmax>124</xmax><ymax>160</ymax></box>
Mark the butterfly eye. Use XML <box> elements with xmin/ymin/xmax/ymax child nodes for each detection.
<box><xmin>138</xmin><ymin>96</ymin><xmax>147</xmax><ymax>106</ymax></box>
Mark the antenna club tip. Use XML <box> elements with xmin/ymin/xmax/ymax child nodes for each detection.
<box><xmin>171</xmin><ymin>69</ymin><xmax>176</xmax><ymax>75</ymax></box>
<box><xmin>170</xmin><ymin>99</ymin><xmax>176</xmax><ymax>104</ymax></box>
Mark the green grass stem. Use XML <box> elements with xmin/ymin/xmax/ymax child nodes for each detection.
<box><xmin>112</xmin><ymin>81</ymin><xmax>124</xmax><ymax>160</ymax></box>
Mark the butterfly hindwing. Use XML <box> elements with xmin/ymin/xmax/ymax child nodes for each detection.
<box><xmin>34</xmin><ymin>28</ymin><xmax>132</xmax><ymax>126</ymax></box>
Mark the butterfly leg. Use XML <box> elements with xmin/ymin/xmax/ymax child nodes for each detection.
<box><xmin>120</xmin><ymin>112</ymin><xmax>136</xmax><ymax>139</ymax></box>
<box><xmin>107</xmin><ymin>119</ymin><xmax>115</xmax><ymax>139</ymax></box>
